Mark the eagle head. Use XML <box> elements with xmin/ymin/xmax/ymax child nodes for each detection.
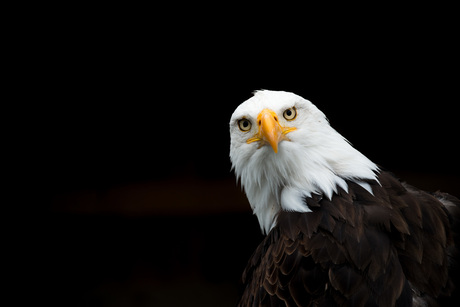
<box><xmin>229</xmin><ymin>90</ymin><xmax>379</xmax><ymax>234</ymax></box>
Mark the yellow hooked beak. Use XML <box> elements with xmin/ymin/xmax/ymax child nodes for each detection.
<box><xmin>247</xmin><ymin>109</ymin><xmax>297</xmax><ymax>153</ymax></box>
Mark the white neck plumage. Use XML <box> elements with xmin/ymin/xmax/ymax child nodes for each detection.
<box><xmin>233</xmin><ymin>125</ymin><xmax>379</xmax><ymax>235</ymax></box>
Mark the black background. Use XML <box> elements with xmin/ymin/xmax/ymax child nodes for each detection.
<box><xmin>14</xmin><ymin>6</ymin><xmax>459</xmax><ymax>307</ymax></box>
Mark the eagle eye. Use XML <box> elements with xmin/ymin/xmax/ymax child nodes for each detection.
<box><xmin>283</xmin><ymin>107</ymin><xmax>297</xmax><ymax>121</ymax></box>
<box><xmin>238</xmin><ymin>118</ymin><xmax>252</xmax><ymax>132</ymax></box>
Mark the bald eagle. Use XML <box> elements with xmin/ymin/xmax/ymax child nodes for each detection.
<box><xmin>229</xmin><ymin>90</ymin><xmax>459</xmax><ymax>307</ymax></box>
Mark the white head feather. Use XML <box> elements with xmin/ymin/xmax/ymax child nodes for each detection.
<box><xmin>229</xmin><ymin>90</ymin><xmax>379</xmax><ymax>234</ymax></box>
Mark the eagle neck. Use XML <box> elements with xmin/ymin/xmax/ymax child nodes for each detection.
<box><xmin>236</xmin><ymin>134</ymin><xmax>379</xmax><ymax>235</ymax></box>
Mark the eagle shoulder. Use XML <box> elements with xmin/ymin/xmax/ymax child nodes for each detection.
<box><xmin>238</xmin><ymin>171</ymin><xmax>458</xmax><ymax>307</ymax></box>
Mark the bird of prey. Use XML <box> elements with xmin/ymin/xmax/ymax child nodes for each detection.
<box><xmin>229</xmin><ymin>90</ymin><xmax>459</xmax><ymax>307</ymax></box>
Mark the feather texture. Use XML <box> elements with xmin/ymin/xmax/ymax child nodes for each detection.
<box><xmin>237</xmin><ymin>171</ymin><xmax>458</xmax><ymax>307</ymax></box>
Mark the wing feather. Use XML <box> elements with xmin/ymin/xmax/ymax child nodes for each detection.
<box><xmin>238</xmin><ymin>171</ymin><xmax>458</xmax><ymax>306</ymax></box>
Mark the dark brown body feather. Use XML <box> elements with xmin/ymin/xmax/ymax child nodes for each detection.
<box><xmin>238</xmin><ymin>171</ymin><xmax>459</xmax><ymax>307</ymax></box>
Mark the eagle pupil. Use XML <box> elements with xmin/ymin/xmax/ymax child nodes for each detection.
<box><xmin>243</xmin><ymin>121</ymin><xmax>249</xmax><ymax>127</ymax></box>
<box><xmin>286</xmin><ymin>110</ymin><xmax>292</xmax><ymax>117</ymax></box>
